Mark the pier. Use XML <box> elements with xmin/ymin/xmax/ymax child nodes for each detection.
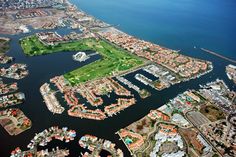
<box><xmin>201</xmin><ymin>48</ymin><xmax>236</xmax><ymax>64</ymax></box>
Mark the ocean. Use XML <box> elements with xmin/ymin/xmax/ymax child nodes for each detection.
<box><xmin>72</xmin><ymin>0</ymin><xmax>236</xmax><ymax>60</ymax></box>
<box><xmin>0</xmin><ymin>0</ymin><xmax>235</xmax><ymax>156</ymax></box>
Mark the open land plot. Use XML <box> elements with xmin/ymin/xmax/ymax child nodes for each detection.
<box><xmin>126</xmin><ymin>116</ymin><xmax>157</xmax><ymax>137</ymax></box>
<box><xmin>179</xmin><ymin>128</ymin><xmax>205</xmax><ymax>156</ymax></box>
<box><xmin>20</xmin><ymin>36</ymin><xmax>144</xmax><ymax>85</ymax></box>
<box><xmin>200</xmin><ymin>104</ymin><xmax>226</xmax><ymax>122</ymax></box>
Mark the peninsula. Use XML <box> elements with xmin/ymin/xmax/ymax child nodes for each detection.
<box><xmin>10</xmin><ymin>126</ymin><xmax>76</xmax><ymax>157</ymax></box>
<box><xmin>0</xmin><ymin>37</ymin><xmax>13</xmax><ymax>64</ymax></box>
<box><xmin>0</xmin><ymin>108</ymin><xmax>31</xmax><ymax>136</ymax></box>
<box><xmin>16</xmin><ymin>0</ymin><xmax>213</xmax><ymax>120</ymax></box>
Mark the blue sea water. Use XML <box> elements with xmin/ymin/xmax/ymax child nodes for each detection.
<box><xmin>72</xmin><ymin>0</ymin><xmax>236</xmax><ymax>59</ymax></box>
<box><xmin>0</xmin><ymin>0</ymin><xmax>236</xmax><ymax>156</ymax></box>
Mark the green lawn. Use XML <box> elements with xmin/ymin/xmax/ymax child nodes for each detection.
<box><xmin>20</xmin><ymin>36</ymin><xmax>144</xmax><ymax>85</ymax></box>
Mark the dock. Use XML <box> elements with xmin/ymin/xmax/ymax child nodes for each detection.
<box><xmin>200</xmin><ymin>48</ymin><xmax>236</xmax><ymax>64</ymax></box>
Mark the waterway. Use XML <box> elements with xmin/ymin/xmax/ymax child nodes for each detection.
<box><xmin>0</xmin><ymin>0</ymin><xmax>236</xmax><ymax>156</ymax></box>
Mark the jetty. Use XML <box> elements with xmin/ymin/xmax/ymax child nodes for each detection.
<box><xmin>201</xmin><ymin>48</ymin><xmax>236</xmax><ymax>64</ymax></box>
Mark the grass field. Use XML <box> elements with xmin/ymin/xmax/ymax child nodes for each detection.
<box><xmin>20</xmin><ymin>36</ymin><xmax>144</xmax><ymax>85</ymax></box>
<box><xmin>20</xmin><ymin>35</ymin><xmax>96</xmax><ymax>56</ymax></box>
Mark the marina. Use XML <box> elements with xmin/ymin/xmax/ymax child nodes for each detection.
<box><xmin>116</xmin><ymin>76</ymin><xmax>151</xmax><ymax>99</ymax></box>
